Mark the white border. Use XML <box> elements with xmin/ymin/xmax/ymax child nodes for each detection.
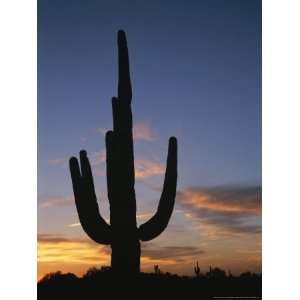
<box><xmin>0</xmin><ymin>0</ymin><xmax>37</xmax><ymax>299</ymax></box>
<box><xmin>263</xmin><ymin>0</ymin><xmax>300</xmax><ymax>299</ymax></box>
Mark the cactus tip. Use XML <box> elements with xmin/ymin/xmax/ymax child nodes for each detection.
<box><xmin>118</xmin><ymin>30</ymin><xmax>126</xmax><ymax>43</ymax></box>
<box><xmin>70</xmin><ymin>157</ymin><xmax>77</xmax><ymax>164</ymax></box>
<box><xmin>170</xmin><ymin>136</ymin><xmax>177</xmax><ymax>143</ymax></box>
<box><xmin>80</xmin><ymin>150</ymin><xmax>87</xmax><ymax>157</ymax></box>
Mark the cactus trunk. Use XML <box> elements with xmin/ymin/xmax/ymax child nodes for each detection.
<box><xmin>109</xmin><ymin>169</ymin><xmax>140</xmax><ymax>274</ymax></box>
<box><xmin>111</xmin><ymin>232</ymin><xmax>140</xmax><ymax>274</ymax></box>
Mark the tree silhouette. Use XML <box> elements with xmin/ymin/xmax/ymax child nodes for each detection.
<box><xmin>38</xmin><ymin>267</ymin><xmax>262</xmax><ymax>300</ymax></box>
<box><xmin>206</xmin><ymin>267</ymin><xmax>227</xmax><ymax>279</ymax></box>
<box><xmin>69</xmin><ymin>30</ymin><xmax>178</xmax><ymax>275</ymax></box>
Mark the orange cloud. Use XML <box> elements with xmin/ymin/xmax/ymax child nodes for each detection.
<box><xmin>132</xmin><ymin>122</ymin><xmax>157</xmax><ymax>141</ymax></box>
<box><xmin>39</xmin><ymin>196</ymin><xmax>74</xmax><ymax>208</ymax></box>
<box><xmin>97</xmin><ymin>121</ymin><xmax>157</xmax><ymax>142</ymax></box>
<box><xmin>67</xmin><ymin>222</ymin><xmax>81</xmax><ymax>227</ymax></box>
<box><xmin>135</xmin><ymin>159</ymin><xmax>165</xmax><ymax>179</ymax></box>
<box><xmin>37</xmin><ymin>232</ymin><xmax>261</xmax><ymax>280</ymax></box>
<box><xmin>89</xmin><ymin>150</ymin><xmax>106</xmax><ymax>166</ymax></box>
<box><xmin>37</xmin><ymin>234</ymin><xmax>206</xmax><ymax>280</ymax></box>
<box><xmin>178</xmin><ymin>188</ymin><xmax>261</xmax><ymax>215</ymax></box>
<box><xmin>38</xmin><ymin>235</ymin><xmax>109</xmax><ymax>264</ymax></box>
<box><xmin>177</xmin><ymin>186</ymin><xmax>261</xmax><ymax>235</ymax></box>
<box><xmin>136</xmin><ymin>212</ymin><xmax>153</xmax><ymax>222</ymax></box>
<box><xmin>37</xmin><ymin>234</ymin><xmax>110</xmax><ymax>280</ymax></box>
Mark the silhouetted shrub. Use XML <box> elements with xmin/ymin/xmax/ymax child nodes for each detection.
<box><xmin>38</xmin><ymin>266</ymin><xmax>261</xmax><ymax>300</ymax></box>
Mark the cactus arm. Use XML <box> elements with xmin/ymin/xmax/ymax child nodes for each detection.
<box><xmin>118</xmin><ymin>30</ymin><xmax>132</xmax><ymax>103</ymax></box>
<box><xmin>69</xmin><ymin>151</ymin><xmax>111</xmax><ymax>244</ymax></box>
<box><xmin>138</xmin><ymin>137</ymin><xmax>178</xmax><ymax>241</ymax></box>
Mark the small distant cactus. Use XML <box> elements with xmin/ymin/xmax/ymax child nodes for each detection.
<box><xmin>194</xmin><ymin>261</ymin><xmax>200</xmax><ymax>277</ymax></box>
<box><xmin>207</xmin><ymin>266</ymin><xmax>226</xmax><ymax>279</ymax></box>
<box><xmin>69</xmin><ymin>30</ymin><xmax>178</xmax><ymax>275</ymax></box>
<box><xmin>154</xmin><ymin>265</ymin><xmax>161</xmax><ymax>275</ymax></box>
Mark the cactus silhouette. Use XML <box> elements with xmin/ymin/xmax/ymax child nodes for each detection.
<box><xmin>154</xmin><ymin>265</ymin><xmax>161</xmax><ymax>275</ymax></box>
<box><xmin>69</xmin><ymin>30</ymin><xmax>178</xmax><ymax>275</ymax></box>
<box><xmin>194</xmin><ymin>261</ymin><xmax>200</xmax><ymax>277</ymax></box>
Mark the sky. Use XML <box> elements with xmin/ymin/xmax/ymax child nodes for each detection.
<box><xmin>38</xmin><ymin>0</ymin><xmax>261</xmax><ymax>280</ymax></box>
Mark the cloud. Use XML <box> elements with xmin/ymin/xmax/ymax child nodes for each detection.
<box><xmin>48</xmin><ymin>158</ymin><xmax>65</xmax><ymax>166</ymax></box>
<box><xmin>89</xmin><ymin>154</ymin><xmax>165</xmax><ymax>178</ymax></box>
<box><xmin>37</xmin><ymin>234</ymin><xmax>204</xmax><ymax>277</ymax></box>
<box><xmin>97</xmin><ymin>121</ymin><xmax>157</xmax><ymax>142</ymax></box>
<box><xmin>68</xmin><ymin>223</ymin><xmax>81</xmax><ymax>228</ymax></box>
<box><xmin>37</xmin><ymin>234</ymin><xmax>109</xmax><ymax>265</ymax></box>
<box><xmin>96</xmin><ymin>128</ymin><xmax>107</xmax><ymax>135</ymax></box>
<box><xmin>136</xmin><ymin>212</ymin><xmax>153</xmax><ymax>222</ymax></box>
<box><xmin>39</xmin><ymin>196</ymin><xmax>74</xmax><ymax>208</ymax></box>
<box><xmin>132</xmin><ymin>122</ymin><xmax>157</xmax><ymax>141</ymax></box>
<box><xmin>66</xmin><ymin>213</ymin><xmax>170</xmax><ymax>228</ymax></box>
<box><xmin>48</xmin><ymin>151</ymin><xmax>164</xmax><ymax>179</ymax></box>
<box><xmin>142</xmin><ymin>243</ymin><xmax>205</xmax><ymax>262</ymax></box>
<box><xmin>135</xmin><ymin>159</ymin><xmax>165</xmax><ymax>179</ymax></box>
<box><xmin>38</xmin><ymin>234</ymin><xmax>68</xmax><ymax>243</ymax></box>
<box><xmin>89</xmin><ymin>150</ymin><xmax>106</xmax><ymax>166</ymax></box>
<box><xmin>38</xmin><ymin>234</ymin><xmax>203</xmax><ymax>266</ymax></box>
<box><xmin>37</xmin><ymin>233</ymin><xmax>261</xmax><ymax>279</ymax></box>
<box><xmin>178</xmin><ymin>186</ymin><xmax>261</xmax><ymax>215</ymax></box>
<box><xmin>177</xmin><ymin>186</ymin><xmax>261</xmax><ymax>236</ymax></box>
<box><xmin>48</xmin><ymin>149</ymin><xmax>106</xmax><ymax>169</ymax></box>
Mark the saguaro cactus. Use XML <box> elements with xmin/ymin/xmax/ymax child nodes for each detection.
<box><xmin>69</xmin><ymin>30</ymin><xmax>177</xmax><ymax>275</ymax></box>
<box><xmin>194</xmin><ymin>261</ymin><xmax>200</xmax><ymax>277</ymax></box>
<box><xmin>154</xmin><ymin>265</ymin><xmax>161</xmax><ymax>275</ymax></box>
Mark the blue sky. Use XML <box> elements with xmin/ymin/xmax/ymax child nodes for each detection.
<box><xmin>38</xmin><ymin>0</ymin><xmax>261</xmax><ymax>278</ymax></box>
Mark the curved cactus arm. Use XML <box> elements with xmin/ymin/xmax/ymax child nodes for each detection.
<box><xmin>138</xmin><ymin>137</ymin><xmax>177</xmax><ymax>241</ymax></box>
<box><xmin>118</xmin><ymin>30</ymin><xmax>132</xmax><ymax>103</ymax></box>
<box><xmin>69</xmin><ymin>151</ymin><xmax>111</xmax><ymax>244</ymax></box>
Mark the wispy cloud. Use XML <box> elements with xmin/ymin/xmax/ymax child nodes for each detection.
<box><xmin>177</xmin><ymin>186</ymin><xmax>261</xmax><ymax>236</ymax></box>
<box><xmin>133</xmin><ymin>122</ymin><xmax>157</xmax><ymax>141</ymax></box>
<box><xmin>136</xmin><ymin>212</ymin><xmax>153</xmax><ymax>222</ymax></box>
<box><xmin>39</xmin><ymin>196</ymin><xmax>74</xmax><ymax>208</ymax></box>
<box><xmin>38</xmin><ymin>234</ymin><xmax>203</xmax><ymax>266</ymax></box>
<box><xmin>37</xmin><ymin>233</ymin><xmax>261</xmax><ymax>280</ymax></box>
<box><xmin>135</xmin><ymin>159</ymin><xmax>165</xmax><ymax>179</ymax></box>
<box><xmin>142</xmin><ymin>243</ymin><xmax>205</xmax><ymax>262</ymax></box>
<box><xmin>68</xmin><ymin>223</ymin><xmax>81</xmax><ymax>228</ymax></box>
<box><xmin>89</xmin><ymin>154</ymin><xmax>165</xmax><ymax>178</ymax></box>
<box><xmin>48</xmin><ymin>158</ymin><xmax>66</xmax><ymax>166</ymax></box>
<box><xmin>96</xmin><ymin>127</ymin><xmax>107</xmax><ymax>135</ymax></box>
<box><xmin>178</xmin><ymin>186</ymin><xmax>261</xmax><ymax>215</ymax></box>
<box><xmin>48</xmin><ymin>150</ymin><xmax>106</xmax><ymax>171</ymax></box>
<box><xmin>97</xmin><ymin>121</ymin><xmax>157</xmax><ymax>142</ymax></box>
<box><xmin>89</xmin><ymin>150</ymin><xmax>106</xmax><ymax>166</ymax></box>
<box><xmin>37</xmin><ymin>234</ymin><xmax>109</xmax><ymax>264</ymax></box>
<box><xmin>66</xmin><ymin>213</ymin><xmax>162</xmax><ymax>228</ymax></box>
